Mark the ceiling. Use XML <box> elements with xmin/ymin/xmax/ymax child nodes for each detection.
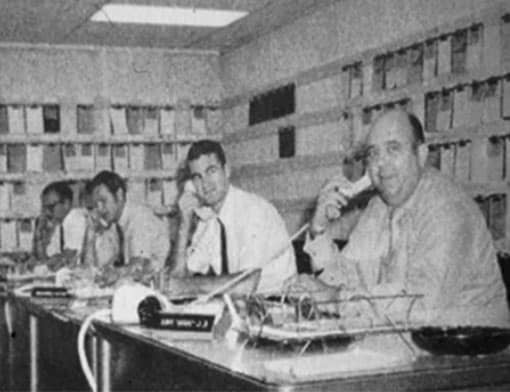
<box><xmin>0</xmin><ymin>0</ymin><xmax>331</xmax><ymax>52</ymax></box>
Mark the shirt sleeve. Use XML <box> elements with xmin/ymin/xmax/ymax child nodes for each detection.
<box><xmin>237</xmin><ymin>204</ymin><xmax>297</xmax><ymax>293</ymax></box>
<box><xmin>129</xmin><ymin>212</ymin><xmax>170</xmax><ymax>270</ymax></box>
<box><xmin>406</xmin><ymin>201</ymin><xmax>483</xmax><ymax>322</ymax></box>
<box><xmin>63</xmin><ymin>209</ymin><xmax>88</xmax><ymax>254</ymax></box>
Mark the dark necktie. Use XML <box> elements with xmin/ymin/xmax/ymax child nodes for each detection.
<box><xmin>114</xmin><ymin>223</ymin><xmax>125</xmax><ymax>267</ymax></box>
<box><xmin>218</xmin><ymin>218</ymin><xmax>229</xmax><ymax>275</ymax></box>
<box><xmin>59</xmin><ymin>224</ymin><xmax>65</xmax><ymax>253</ymax></box>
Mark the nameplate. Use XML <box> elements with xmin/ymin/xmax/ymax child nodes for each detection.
<box><xmin>145</xmin><ymin>313</ymin><xmax>215</xmax><ymax>332</ymax></box>
<box><xmin>31</xmin><ymin>286</ymin><xmax>71</xmax><ymax>298</ymax></box>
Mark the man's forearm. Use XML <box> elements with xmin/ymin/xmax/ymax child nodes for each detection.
<box><xmin>171</xmin><ymin>216</ymin><xmax>193</xmax><ymax>276</ymax></box>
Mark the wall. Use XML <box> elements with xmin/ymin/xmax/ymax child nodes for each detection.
<box><xmin>219</xmin><ymin>0</ymin><xmax>509</xmax><ymax>233</ymax></box>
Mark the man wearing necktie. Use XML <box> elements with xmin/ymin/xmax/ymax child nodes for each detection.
<box><xmin>89</xmin><ymin>171</ymin><xmax>171</xmax><ymax>286</ymax></box>
<box><xmin>171</xmin><ymin>140</ymin><xmax>296</xmax><ymax>294</ymax></box>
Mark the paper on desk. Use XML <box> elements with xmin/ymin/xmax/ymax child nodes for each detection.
<box><xmin>263</xmin><ymin>345</ymin><xmax>409</xmax><ymax>380</ymax></box>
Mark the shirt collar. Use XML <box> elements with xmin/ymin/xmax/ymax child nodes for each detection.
<box><xmin>118</xmin><ymin>201</ymin><xmax>130</xmax><ymax>228</ymax></box>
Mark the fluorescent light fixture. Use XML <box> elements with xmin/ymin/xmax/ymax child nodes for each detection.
<box><xmin>91</xmin><ymin>4</ymin><xmax>248</xmax><ymax>27</ymax></box>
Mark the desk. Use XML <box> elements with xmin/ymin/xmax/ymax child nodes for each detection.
<box><xmin>4</xmin><ymin>293</ymin><xmax>510</xmax><ymax>391</ymax></box>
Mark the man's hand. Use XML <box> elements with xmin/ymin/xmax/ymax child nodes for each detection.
<box><xmin>283</xmin><ymin>273</ymin><xmax>341</xmax><ymax>315</ymax></box>
<box><xmin>178</xmin><ymin>190</ymin><xmax>200</xmax><ymax>221</ymax></box>
<box><xmin>311</xmin><ymin>174</ymin><xmax>356</xmax><ymax>235</ymax></box>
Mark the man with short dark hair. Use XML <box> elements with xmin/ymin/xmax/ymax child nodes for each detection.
<box><xmin>90</xmin><ymin>170</ymin><xmax>170</xmax><ymax>283</ymax></box>
<box><xmin>290</xmin><ymin>109</ymin><xmax>509</xmax><ymax>326</ymax></box>
<box><xmin>171</xmin><ymin>140</ymin><xmax>296</xmax><ymax>294</ymax></box>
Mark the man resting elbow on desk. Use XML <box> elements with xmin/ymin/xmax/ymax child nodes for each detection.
<box><xmin>287</xmin><ymin>109</ymin><xmax>510</xmax><ymax>327</ymax></box>
<box><xmin>89</xmin><ymin>170</ymin><xmax>171</xmax><ymax>286</ymax></box>
<box><xmin>169</xmin><ymin>140</ymin><xmax>296</xmax><ymax>296</ymax></box>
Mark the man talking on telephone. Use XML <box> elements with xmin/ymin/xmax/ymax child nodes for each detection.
<box><xmin>287</xmin><ymin>109</ymin><xmax>509</xmax><ymax>326</ymax></box>
<box><xmin>170</xmin><ymin>140</ymin><xmax>296</xmax><ymax>294</ymax></box>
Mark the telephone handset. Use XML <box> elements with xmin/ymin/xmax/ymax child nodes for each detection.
<box><xmin>326</xmin><ymin>173</ymin><xmax>372</xmax><ymax>220</ymax></box>
<box><xmin>184</xmin><ymin>180</ymin><xmax>197</xmax><ymax>195</ymax></box>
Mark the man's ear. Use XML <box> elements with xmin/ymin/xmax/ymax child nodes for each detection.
<box><xmin>115</xmin><ymin>188</ymin><xmax>126</xmax><ymax>204</ymax></box>
<box><xmin>225</xmin><ymin>163</ymin><xmax>231</xmax><ymax>180</ymax></box>
<box><xmin>417</xmin><ymin>144</ymin><xmax>428</xmax><ymax>167</ymax></box>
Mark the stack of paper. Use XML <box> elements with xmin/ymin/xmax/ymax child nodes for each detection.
<box><xmin>18</xmin><ymin>219</ymin><xmax>33</xmax><ymax>251</ymax></box>
<box><xmin>42</xmin><ymin>105</ymin><xmax>60</xmax><ymax>133</ymax></box>
<box><xmin>426</xmin><ymin>144</ymin><xmax>441</xmax><ymax>169</ymax></box>
<box><xmin>503</xmin><ymin>76</ymin><xmax>510</xmax><ymax>119</ymax></box>
<box><xmin>0</xmin><ymin>182</ymin><xmax>11</xmax><ymax>214</ymax></box>
<box><xmin>487</xmin><ymin>136</ymin><xmax>504</xmax><ymax>181</ymax></box>
<box><xmin>385</xmin><ymin>53</ymin><xmax>397</xmax><ymax>90</ymax></box>
<box><xmin>109</xmin><ymin>107</ymin><xmax>128</xmax><ymax>135</ymax></box>
<box><xmin>113</xmin><ymin>145</ymin><xmax>129</xmax><ymax>173</ymax></box>
<box><xmin>7</xmin><ymin>145</ymin><xmax>27</xmax><ymax>173</ymax></box>
<box><xmin>7</xmin><ymin>106</ymin><xmax>25</xmax><ymax>134</ymax></box>
<box><xmin>146</xmin><ymin>178</ymin><xmax>162</xmax><ymax>207</ymax></box>
<box><xmin>454</xmin><ymin>140</ymin><xmax>471</xmax><ymax>181</ymax></box>
<box><xmin>425</xmin><ymin>92</ymin><xmax>439</xmax><ymax>132</ymax></box>
<box><xmin>0</xmin><ymin>145</ymin><xmax>6</xmax><ymax>172</ymax></box>
<box><xmin>77</xmin><ymin>105</ymin><xmax>95</xmax><ymax>134</ymax></box>
<box><xmin>372</xmin><ymin>55</ymin><xmax>385</xmax><ymax>92</ymax></box>
<box><xmin>440</xmin><ymin>144</ymin><xmax>455</xmax><ymax>177</ymax></box>
<box><xmin>144</xmin><ymin>107</ymin><xmax>160</xmax><ymax>136</ymax></box>
<box><xmin>1</xmin><ymin>219</ymin><xmax>17</xmax><ymax>250</ymax></box>
<box><xmin>470</xmin><ymin>138</ymin><xmax>489</xmax><ymax>182</ymax></box>
<box><xmin>63</xmin><ymin>144</ymin><xmax>78</xmax><ymax>172</ymax></box>
<box><xmin>191</xmin><ymin>106</ymin><xmax>207</xmax><ymax>136</ymax></box>
<box><xmin>452</xmin><ymin>85</ymin><xmax>469</xmax><ymax>129</ymax></box>
<box><xmin>423</xmin><ymin>39</ymin><xmax>437</xmax><ymax>82</ymax></box>
<box><xmin>482</xmin><ymin>79</ymin><xmax>501</xmax><ymax>123</ymax></box>
<box><xmin>26</xmin><ymin>105</ymin><xmax>44</xmax><ymax>134</ymax></box>
<box><xmin>362</xmin><ymin>61</ymin><xmax>374</xmax><ymax>96</ymax></box>
<box><xmin>489</xmin><ymin>194</ymin><xmax>506</xmax><ymax>240</ymax></box>
<box><xmin>160</xmin><ymin>107</ymin><xmax>175</xmax><ymax>136</ymax></box>
<box><xmin>161</xmin><ymin>143</ymin><xmax>177</xmax><ymax>173</ymax></box>
<box><xmin>78</xmin><ymin>144</ymin><xmax>94</xmax><ymax>171</ymax></box>
<box><xmin>176</xmin><ymin>143</ymin><xmax>191</xmax><ymax>165</ymax></box>
<box><xmin>129</xmin><ymin>143</ymin><xmax>145</xmax><ymax>171</ymax></box>
<box><xmin>437</xmin><ymin>35</ymin><xmax>452</xmax><ymax>75</ymax></box>
<box><xmin>466</xmin><ymin>24</ymin><xmax>483</xmax><ymax>72</ymax></box>
<box><xmin>206</xmin><ymin>107</ymin><xmax>222</xmax><ymax>135</ymax></box>
<box><xmin>407</xmin><ymin>45</ymin><xmax>423</xmax><ymax>85</ymax></box>
<box><xmin>10</xmin><ymin>182</ymin><xmax>28</xmax><ymax>211</ymax></box>
<box><xmin>482</xmin><ymin>24</ymin><xmax>501</xmax><ymax>73</ymax></box>
<box><xmin>467</xmin><ymin>82</ymin><xmax>484</xmax><ymax>126</ymax></box>
<box><xmin>126</xmin><ymin>107</ymin><xmax>144</xmax><ymax>135</ymax></box>
<box><xmin>394</xmin><ymin>50</ymin><xmax>408</xmax><ymax>88</ymax></box>
<box><xmin>350</xmin><ymin>63</ymin><xmax>363</xmax><ymax>98</ymax></box>
<box><xmin>436</xmin><ymin>90</ymin><xmax>453</xmax><ymax>131</ymax></box>
<box><xmin>451</xmin><ymin>29</ymin><xmax>467</xmax><ymax>74</ymax></box>
<box><xmin>27</xmin><ymin>144</ymin><xmax>44</xmax><ymax>172</ymax></box>
<box><xmin>175</xmin><ymin>105</ymin><xmax>191</xmax><ymax>139</ymax></box>
<box><xmin>0</xmin><ymin>105</ymin><xmax>8</xmax><ymax>134</ymax></box>
<box><xmin>95</xmin><ymin>144</ymin><xmax>112</xmax><ymax>171</ymax></box>
<box><xmin>144</xmin><ymin>144</ymin><xmax>162</xmax><ymax>171</ymax></box>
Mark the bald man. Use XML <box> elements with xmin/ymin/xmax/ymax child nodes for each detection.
<box><xmin>290</xmin><ymin>110</ymin><xmax>509</xmax><ymax>327</ymax></box>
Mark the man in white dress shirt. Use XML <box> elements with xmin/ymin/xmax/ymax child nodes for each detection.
<box><xmin>171</xmin><ymin>140</ymin><xmax>296</xmax><ymax>294</ymax></box>
<box><xmin>89</xmin><ymin>170</ymin><xmax>170</xmax><ymax>284</ymax></box>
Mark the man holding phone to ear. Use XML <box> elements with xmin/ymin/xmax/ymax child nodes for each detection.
<box><xmin>171</xmin><ymin>140</ymin><xmax>296</xmax><ymax>294</ymax></box>
<box><xmin>289</xmin><ymin>109</ymin><xmax>508</xmax><ymax>326</ymax></box>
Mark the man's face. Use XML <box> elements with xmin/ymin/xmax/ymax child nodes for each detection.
<box><xmin>188</xmin><ymin>153</ymin><xmax>230</xmax><ymax>211</ymax></box>
<box><xmin>92</xmin><ymin>184</ymin><xmax>124</xmax><ymax>226</ymax></box>
<box><xmin>365</xmin><ymin>112</ymin><xmax>422</xmax><ymax>207</ymax></box>
<box><xmin>41</xmin><ymin>190</ymin><xmax>71</xmax><ymax>224</ymax></box>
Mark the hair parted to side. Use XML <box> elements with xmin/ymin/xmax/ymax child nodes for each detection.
<box><xmin>90</xmin><ymin>170</ymin><xmax>126</xmax><ymax>196</ymax></box>
<box><xmin>41</xmin><ymin>181</ymin><xmax>73</xmax><ymax>202</ymax></box>
<box><xmin>186</xmin><ymin>139</ymin><xmax>226</xmax><ymax>166</ymax></box>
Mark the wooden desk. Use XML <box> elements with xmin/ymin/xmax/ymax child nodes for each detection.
<box><xmin>4</xmin><ymin>293</ymin><xmax>510</xmax><ymax>391</ymax></box>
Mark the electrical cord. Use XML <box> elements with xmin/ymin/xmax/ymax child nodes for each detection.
<box><xmin>77</xmin><ymin>308</ymin><xmax>111</xmax><ymax>392</ymax></box>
